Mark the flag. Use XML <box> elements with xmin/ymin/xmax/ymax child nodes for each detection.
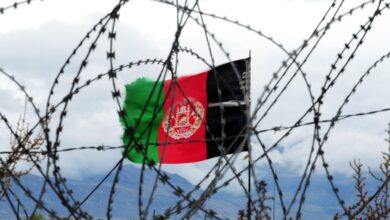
<box><xmin>121</xmin><ymin>58</ymin><xmax>250</xmax><ymax>164</ymax></box>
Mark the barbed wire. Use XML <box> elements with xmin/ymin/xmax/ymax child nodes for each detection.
<box><xmin>0</xmin><ymin>0</ymin><xmax>389</xmax><ymax>219</ymax></box>
<box><xmin>0</xmin><ymin>0</ymin><xmax>45</xmax><ymax>15</ymax></box>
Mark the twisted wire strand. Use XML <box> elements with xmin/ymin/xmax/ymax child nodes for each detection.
<box><xmin>0</xmin><ymin>0</ymin><xmax>389</xmax><ymax>219</ymax></box>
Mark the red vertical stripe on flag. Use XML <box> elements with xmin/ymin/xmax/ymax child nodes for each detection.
<box><xmin>157</xmin><ymin>72</ymin><xmax>208</xmax><ymax>163</ymax></box>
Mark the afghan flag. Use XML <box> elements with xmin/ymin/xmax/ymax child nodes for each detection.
<box><xmin>121</xmin><ymin>58</ymin><xmax>250</xmax><ymax>164</ymax></box>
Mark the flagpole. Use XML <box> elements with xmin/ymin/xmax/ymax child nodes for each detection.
<box><xmin>248</xmin><ymin>155</ymin><xmax>251</xmax><ymax>220</ymax></box>
<box><xmin>246</xmin><ymin>51</ymin><xmax>252</xmax><ymax>220</ymax></box>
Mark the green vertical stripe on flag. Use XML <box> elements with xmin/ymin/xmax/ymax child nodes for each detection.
<box><xmin>121</xmin><ymin>78</ymin><xmax>164</xmax><ymax>163</ymax></box>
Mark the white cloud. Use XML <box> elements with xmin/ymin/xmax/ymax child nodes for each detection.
<box><xmin>0</xmin><ymin>0</ymin><xmax>389</xmax><ymax>192</ymax></box>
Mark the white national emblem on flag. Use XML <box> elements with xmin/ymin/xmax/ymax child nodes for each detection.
<box><xmin>162</xmin><ymin>97</ymin><xmax>204</xmax><ymax>140</ymax></box>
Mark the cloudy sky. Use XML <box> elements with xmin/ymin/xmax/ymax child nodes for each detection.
<box><xmin>1</xmin><ymin>0</ymin><xmax>390</xmax><ymax>192</ymax></box>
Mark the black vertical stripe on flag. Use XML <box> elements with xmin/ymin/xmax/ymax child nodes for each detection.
<box><xmin>206</xmin><ymin>106</ymin><xmax>248</xmax><ymax>158</ymax></box>
<box><xmin>206</xmin><ymin>58</ymin><xmax>249</xmax><ymax>159</ymax></box>
<box><xmin>206</xmin><ymin>59</ymin><xmax>246</xmax><ymax>103</ymax></box>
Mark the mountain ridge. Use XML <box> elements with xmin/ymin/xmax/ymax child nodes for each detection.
<box><xmin>0</xmin><ymin>164</ymin><xmax>377</xmax><ymax>219</ymax></box>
